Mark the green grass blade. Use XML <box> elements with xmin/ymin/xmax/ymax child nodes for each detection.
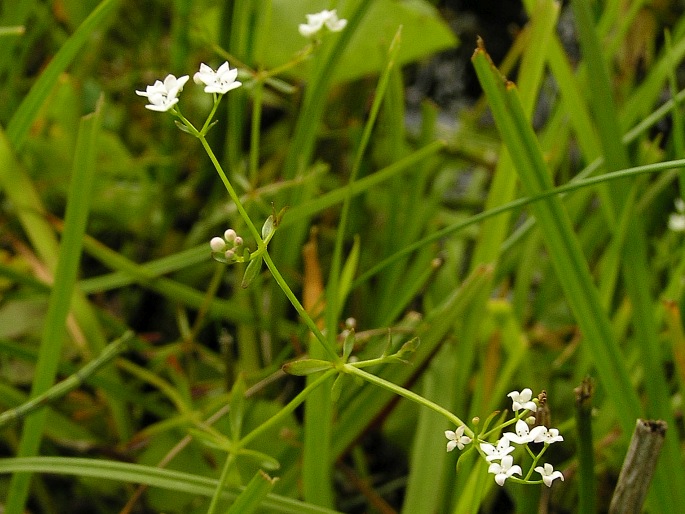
<box><xmin>471</xmin><ymin>43</ymin><xmax>641</xmax><ymax>432</ymax></box>
<box><xmin>5</xmin><ymin>98</ymin><xmax>104</xmax><ymax>514</ymax></box>
<box><xmin>5</xmin><ymin>0</ymin><xmax>119</xmax><ymax>150</ymax></box>
<box><xmin>225</xmin><ymin>470</ymin><xmax>277</xmax><ymax>514</ymax></box>
<box><xmin>0</xmin><ymin>457</ymin><xmax>342</xmax><ymax>514</ymax></box>
<box><xmin>470</xmin><ymin>0</ymin><xmax>559</xmax><ymax>269</ymax></box>
<box><xmin>283</xmin><ymin>140</ymin><xmax>445</xmax><ymax>225</ymax></box>
<box><xmin>572</xmin><ymin>1</ymin><xmax>685</xmax><ymax>508</ymax></box>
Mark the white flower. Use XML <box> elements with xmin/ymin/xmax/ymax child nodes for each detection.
<box><xmin>669</xmin><ymin>213</ymin><xmax>685</xmax><ymax>232</ymax></box>
<box><xmin>136</xmin><ymin>74</ymin><xmax>189</xmax><ymax>112</ymax></box>
<box><xmin>480</xmin><ymin>438</ymin><xmax>515</xmax><ymax>462</ymax></box>
<box><xmin>445</xmin><ymin>425</ymin><xmax>472</xmax><ymax>452</ymax></box>
<box><xmin>504</xmin><ymin>419</ymin><xmax>546</xmax><ymax>445</ymax></box>
<box><xmin>534</xmin><ymin>426</ymin><xmax>564</xmax><ymax>445</ymax></box>
<box><xmin>507</xmin><ymin>388</ymin><xmax>537</xmax><ymax>412</ymax></box>
<box><xmin>488</xmin><ymin>455</ymin><xmax>522</xmax><ymax>486</ymax></box>
<box><xmin>535</xmin><ymin>463</ymin><xmax>564</xmax><ymax>487</ymax></box>
<box><xmin>193</xmin><ymin>62</ymin><xmax>242</xmax><ymax>95</ymax></box>
<box><xmin>298</xmin><ymin>9</ymin><xmax>347</xmax><ymax>37</ymax></box>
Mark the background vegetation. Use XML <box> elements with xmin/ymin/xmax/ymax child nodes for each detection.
<box><xmin>1</xmin><ymin>0</ymin><xmax>685</xmax><ymax>512</ymax></box>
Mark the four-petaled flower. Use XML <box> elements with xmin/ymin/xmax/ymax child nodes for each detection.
<box><xmin>534</xmin><ymin>426</ymin><xmax>564</xmax><ymax>445</ymax></box>
<box><xmin>488</xmin><ymin>455</ymin><xmax>522</xmax><ymax>486</ymax></box>
<box><xmin>299</xmin><ymin>9</ymin><xmax>347</xmax><ymax>37</ymax></box>
<box><xmin>669</xmin><ymin>198</ymin><xmax>685</xmax><ymax>232</ymax></box>
<box><xmin>535</xmin><ymin>463</ymin><xmax>564</xmax><ymax>487</ymax></box>
<box><xmin>480</xmin><ymin>438</ymin><xmax>515</xmax><ymax>462</ymax></box>
<box><xmin>507</xmin><ymin>388</ymin><xmax>537</xmax><ymax>412</ymax></box>
<box><xmin>504</xmin><ymin>419</ymin><xmax>546</xmax><ymax>445</ymax></box>
<box><xmin>194</xmin><ymin>62</ymin><xmax>242</xmax><ymax>95</ymax></box>
<box><xmin>445</xmin><ymin>425</ymin><xmax>471</xmax><ymax>452</ymax></box>
<box><xmin>136</xmin><ymin>74</ymin><xmax>189</xmax><ymax>112</ymax></box>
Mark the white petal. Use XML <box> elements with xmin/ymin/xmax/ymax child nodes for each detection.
<box><xmin>326</xmin><ymin>18</ymin><xmax>347</xmax><ymax>32</ymax></box>
<box><xmin>299</xmin><ymin>23</ymin><xmax>319</xmax><ymax>37</ymax></box>
<box><xmin>216</xmin><ymin>61</ymin><xmax>230</xmax><ymax>75</ymax></box>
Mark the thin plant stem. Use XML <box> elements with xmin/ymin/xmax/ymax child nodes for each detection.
<box><xmin>206</xmin><ymin>452</ymin><xmax>236</xmax><ymax>514</ymax></box>
<box><xmin>190</xmin><ymin>99</ymin><xmax>340</xmax><ymax>362</ymax></box>
<box><xmin>198</xmin><ymin>134</ymin><xmax>262</xmax><ymax>244</ymax></box>
<box><xmin>344</xmin><ymin>365</ymin><xmax>471</xmax><ymax>438</ymax></box>
<box><xmin>0</xmin><ymin>331</ymin><xmax>133</xmax><ymax>428</ymax></box>
<box><xmin>236</xmin><ymin>369</ymin><xmax>337</xmax><ymax>450</ymax></box>
<box><xmin>262</xmin><ymin>251</ymin><xmax>339</xmax><ymax>362</ymax></box>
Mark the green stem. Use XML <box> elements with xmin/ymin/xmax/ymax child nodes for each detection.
<box><xmin>236</xmin><ymin>369</ymin><xmax>337</xmax><ymax>450</ymax></box>
<box><xmin>344</xmin><ymin>365</ymin><xmax>471</xmax><ymax>438</ymax></box>
<box><xmin>206</xmin><ymin>452</ymin><xmax>236</xmax><ymax>514</ymax></box>
<box><xmin>0</xmin><ymin>331</ymin><xmax>133</xmax><ymax>428</ymax></box>
<box><xmin>200</xmin><ymin>95</ymin><xmax>223</xmax><ymax>135</ymax></box>
<box><xmin>193</xmin><ymin>100</ymin><xmax>339</xmax><ymax>362</ymax></box>
<box><xmin>262</xmin><ymin>251</ymin><xmax>339</xmax><ymax>362</ymax></box>
<box><xmin>198</xmin><ymin>135</ymin><xmax>261</xmax><ymax>244</ymax></box>
<box><xmin>249</xmin><ymin>80</ymin><xmax>263</xmax><ymax>185</ymax></box>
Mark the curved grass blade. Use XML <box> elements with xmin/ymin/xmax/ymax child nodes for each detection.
<box><xmin>0</xmin><ymin>457</ymin><xmax>341</xmax><ymax>514</ymax></box>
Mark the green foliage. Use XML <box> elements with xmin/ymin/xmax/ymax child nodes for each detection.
<box><xmin>2</xmin><ymin>0</ymin><xmax>685</xmax><ymax>513</ymax></box>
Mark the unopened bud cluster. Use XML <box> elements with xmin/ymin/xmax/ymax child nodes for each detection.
<box><xmin>210</xmin><ymin>229</ymin><xmax>244</xmax><ymax>261</ymax></box>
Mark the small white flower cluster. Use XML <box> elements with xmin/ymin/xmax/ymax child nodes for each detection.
<box><xmin>445</xmin><ymin>388</ymin><xmax>564</xmax><ymax>488</ymax></box>
<box><xmin>210</xmin><ymin>229</ymin><xmax>244</xmax><ymax>261</ymax></box>
<box><xmin>137</xmin><ymin>9</ymin><xmax>347</xmax><ymax>112</ymax></box>
<box><xmin>298</xmin><ymin>9</ymin><xmax>347</xmax><ymax>38</ymax></box>
<box><xmin>136</xmin><ymin>62</ymin><xmax>242</xmax><ymax>112</ymax></box>
<box><xmin>669</xmin><ymin>198</ymin><xmax>685</xmax><ymax>232</ymax></box>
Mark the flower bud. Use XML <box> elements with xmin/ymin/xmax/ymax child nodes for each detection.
<box><xmin>224</xmin><ymin>229</ymin><xmax>237</xmax><ymax>242</ymax></box>
<box><xmin>210</xmin><ymin>237</ymin><xmax>227</xmax><ymax>252</ymax></box>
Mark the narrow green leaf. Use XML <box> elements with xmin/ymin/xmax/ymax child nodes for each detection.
<box><xmin>0</xmin><ymin>331</ymin><xmax>133</xmax><ymax>428</ymax></box>
<box><xmin>572</xmin><ymin>1</ymin><xmax>685</xmax><ymax>508</ymax></box>
<box><xmin>282</xmin><ymin>359</ymin><xmax>334</xmax><ymax>376</ymax></box>
<box><xmin>336</xmin><ymin>236</ymin><xmax>360</xmax><ymax>318</ymax></box>
<box><xmin>241</xmin><ymin>255</ymin><xmax>263</xmax><ymax>289</ymax></box>
<box><xmin>261</xmin><ymin>215</ymin><xmax>276</xmax><ymax>242</ymax></box>
<box><xmin>342</xmin><ymin>330</ymin><xmax>355</xmax><ymax>363</ymax></box>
